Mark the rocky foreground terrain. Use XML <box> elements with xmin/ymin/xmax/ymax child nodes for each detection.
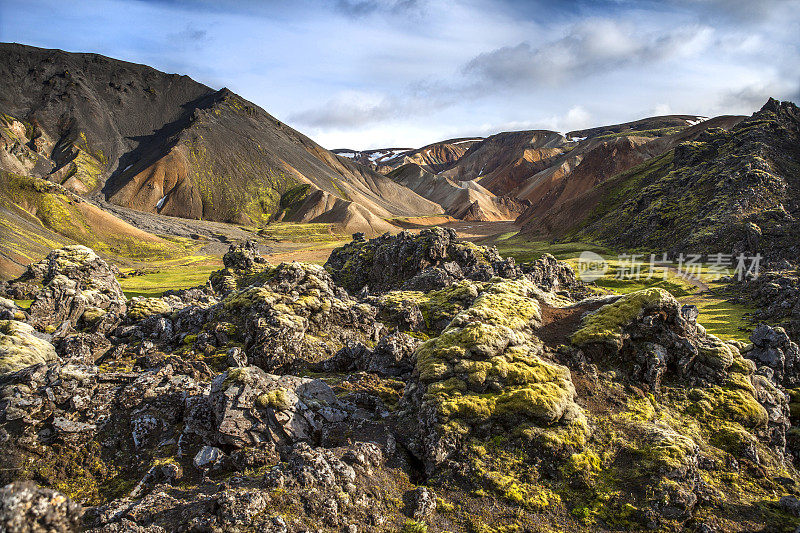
<box><xmin>0</xmin><ymin>229</ymin><xmax>799</xmax><ymax>532</ymax></box>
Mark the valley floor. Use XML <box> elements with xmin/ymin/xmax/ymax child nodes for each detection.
<box><xmin>105</xmin><ymin>219</ymin><xmax>759</xmax><ymax>343</ymax></box>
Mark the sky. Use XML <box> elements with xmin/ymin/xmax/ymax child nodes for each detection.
<box><xmin>1</xmin><ymin>0</ymin><xmax>798</xmax><ymax>149</ymax></box>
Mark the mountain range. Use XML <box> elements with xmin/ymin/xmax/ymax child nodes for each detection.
<box><xmin>2</xmin><ymin>42</ymin><xmax>799</xmax><ymax>274</ymax></box>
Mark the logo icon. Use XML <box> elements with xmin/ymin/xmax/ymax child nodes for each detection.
<box><xmin>577</xmin><ymin>251</ymin><xmax>608</xmax><ymax>282</ymax></box>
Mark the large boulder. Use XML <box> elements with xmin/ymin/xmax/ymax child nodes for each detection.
<box><xmin>8</xmin><ymin>246</ymin><xmax>126</xmax><ymax>333</ymax></box>
<box><xmin>209</xmin><ymin>366</ymin><xmax>349</xmax><ymax>447</ymax></box>
<box><xmin>522</xmin><ymin>253</ymin><xmax>588</xmax><ymax>298</ymax></box>
<box><xmin>210</xmin><ymin>261</ymin><xmax>381</xmax><ymax>372</ymax></box>
<box><xmin>569</xmin><ymin>288</ymin><xmax>750</xmax><ymax>388</ymax></box>
<box><xmin>400</xmin><ymin>278</ymin><xmax>586</xmax><ymax>471</ymax></box>
<box><xmin>324</xmin><ymin>227</ymin><xmax>521</xmax><ymax>294</ymax></box>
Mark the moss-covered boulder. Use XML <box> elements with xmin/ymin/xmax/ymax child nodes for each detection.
<box><xmin>570</xmin><ymin>288</ymin><xmax>756</xmax><ymax>390</ymax></box>
<box><xmin>571</xmin><ymin>288</ymin><xmax>677</xmax><ymax>348</ymax></box>
<box><xmin>211</xmin><ymin>261</ymin><xmax>379</xmax><ymax>372</ymax></box>
<box><xmin>127</xmin><ymin>297</ymin><xmax>172</xmax><ymax>322</ymax></box>
<box><xmin>0</xmin><ymin>319</ymin><xmax>57</xmax><ymax>374</ymax></box>
<box><xmin>325</xmin><ymin>227</ymin><xmax>519</xmax><ymax>294</ymax></box>
<box><xmin>7</xmin><ymin>245</ymin><xmax>126</xmax><ymax>333</ymax></box>
<box><xmin>378</xmin><ymin>279</ymin><xmax>483</xmax><ymax>333</ymax></box>
<box><xmin>403</xmin><ymin>278</ymin><xmax>586</xmax><ymax>470</ymax></box>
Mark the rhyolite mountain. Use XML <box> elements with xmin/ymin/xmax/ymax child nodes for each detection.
<box><xmin>334</xmin><ymin>137</ymin><xmax>482</xmax><ymax>175</ymax></box>
<box><xmin>0</xmin><ymin>43</ymin><xmax>442</xmax><ymax>231</ymax></box>
<box><xmin>345</xmin><ymin>117</ymin><xmax>725</xmax><ymax>226</ymax></box>
<box><xmin>386</xmin><ymin>162</ymin><xmax>528</xmax><ymax>221</ymax></box>
<box><xmin>526</xmin><ymin>99</ymin><xmax>800</xmax><ymax>261</ymax></box>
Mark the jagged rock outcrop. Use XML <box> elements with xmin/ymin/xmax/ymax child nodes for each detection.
<box><xmin>325</xmin><ymin>227</ymin><xmax>521</xmax><ymax>294</ymax></box>
<box><xmin>746</xmin><ymin>323</ymin><xmax>800</xmax><ymax>387</ymax></box>
<box><xmin>209</xmin><ymin>240</ymin><xmax>270</xmax><ymax>295</ymax></box>
<box><xmin>566</xmin><ymin>287</ymin><xmax>793</xmax><ymax>519</ymax></box>
<box><xmin>313</xmin><ymin>331</ymin><xmax>420</xmax><ymax>377</ymax></box>
<box><xmin>0</xmin><ymin>240</ymin><xmax>798</xmax><ymax>532</ymax></box>
<box><xmin>727</xmin><ymin>269</ymin><xmax>800</xmax><ymax>343</ymax></box>
<box><xmin>6</xmin><ymin>246</ymin><xmax>126</xmax><ymax>333</ymax></box>
<box><xmin>571</xmin><ymin>288</ymin><xmax>760</xmax><ymax>389</ymax></box>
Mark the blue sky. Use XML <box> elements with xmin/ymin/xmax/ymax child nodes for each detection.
<box><xmin>1</xmin><ymin>0</ymin><xmax>798</xmax><ymax>149</ymax></box>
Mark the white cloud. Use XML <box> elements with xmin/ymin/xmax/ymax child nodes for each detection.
<box><xmin>653</xmin><ymin>103</ymin><xmax>672</xmax><ymax>115</ymax></box>
<box><xmin>462</xmin><ymin>19</ymin><xmax>714</xmax><ymax>90</ymax></box>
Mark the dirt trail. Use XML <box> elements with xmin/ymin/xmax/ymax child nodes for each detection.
<box><xmin>536</xmin><ymin>300</ymin><xmax>606</xmax><ymax>348</ymax></box>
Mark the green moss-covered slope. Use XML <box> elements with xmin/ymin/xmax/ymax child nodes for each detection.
<box><xmin>560</xmin><ymin>99</ymin><xmax>800</xmax><ymax>259</ymax></box>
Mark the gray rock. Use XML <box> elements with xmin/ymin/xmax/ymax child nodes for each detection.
<box><xmin>226</xmin><ymin>346</ymin><xmax>247</xmax><ymax>367</ymax></box>
<box><xmin>747</xmin><ymin>324</ymin><xmax>800</xmax><ymax>386</ymax></box>
<box><xmin>681</xmin><ymin>304</ymin><xmax>699</xmax><ymax>323</ymax></box>
<box><xmin>410</xmin><ymin>486</ymin><xmax>436</xmax><ymax>520</ymax></box>
<box><xmin>210</xmin><ymin>366</ymin><xmax>349</xmax><ymax>447</ymax></box>
<box><xmin>193</xmin><ymin>445</ymin><xmax>224</xmax><ymax>469</ymax></box>
<box><xmin>780</xmin><ymin>495</ymin><xmax>800</xmax><ymax>517</ymax></box>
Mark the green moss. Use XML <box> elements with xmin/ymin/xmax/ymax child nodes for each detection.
<box><xmin>484</xmin><ymin>471</ymin><xmax>560</xmax><ymax>510</ymax></box>
<box><xmin>561</xmin><ymin>450</ymin><xmax>602</xmax><ymax>482</ymax></box>
<box><xmin>185</xmin><ymin>135</ymin><xmax>302</xmax><ymax>224</ymax></box>
<box><xmin>0</xmin><ymin>319</ymin><xmax>58</xmax><ymax>374</ymax></box>
<box><xmin>126</xmin><ymin>297</ymin><xmax>171</xmax><ymax>321</ymax></box>
<box><xmin>256</xmin><ymin>388</ymin><xmax>291</xmax><ymax>410</ymax></box>
<box><xmin>436</xmin><ymin>497</ymin><xmax>455</xmax><ymax>513</ymax></box>
<box><xmin>381</xmin><ymin>280</ymin><xmax>482</xmax><ymax>332</ymax></box>
<box><xmin>709</xmin><ymin>422</ymin><xmax>757</xmax><ymax>455</ymax></box>
<box><xmin>593</xmin><ymin>126</ymin><xmax>687</xmax><ymax>141</ymax></box>
<box><xmin>635</xmin><ymin>425</ymin><xmax>696</xmax><ymax>471</ymax></box>
<box><xmin>81</xmin><ymin>306</ymin><xmax>107</xmax><ymax>326</ymax></box>
<box><xmin>221</xmin><ymin>366</ymin><xmax>262</xmax><ymax>389</ymax></box>
<box><xmin>687</xmin><ymin>386</ymin><xmax>768</xmax><ymax>429</ymax></box>
<box><xmin>416</xmin><ymin>278</ymin><xmax>584</xmax><ymax>454</ymax></box>
<box><xmin>789</xmin><ymin>388</ymin><xmax>800</xmax><ymax>419</ymax></box>
<box><xmin>400</xmin><ymin>519</ymin><xmax>428</xmax><ymax>533</ymax></box>
<box><xmin>29</xmin><ymin>441</ymin><xmax>121</xmax><ymax>505</ymax></box>
<box><xmin>66</xmin><ymin>148</ymin><xmax>104</xmax><ymax>193</ymax></box>
<box><xmin>570</xmin><ymin>288</ymin><xmax>675</xmax><ymax>346</ymax></box>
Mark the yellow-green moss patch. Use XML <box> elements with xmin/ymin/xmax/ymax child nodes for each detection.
<box><xmin>0</xmin><ymin>319</ymin><xmax>58</xmax><ymax>374</ymax></box>
<box><xmin>571</xmin><ymin>288</ymin><xmax>676</xmax><ymax>346</ymax></box>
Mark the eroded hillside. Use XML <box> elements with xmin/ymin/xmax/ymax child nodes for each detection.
<box><xmin>0</xmin><ymin>43</ymin><xmax>442</xmax><ymax>233</ymax></box>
